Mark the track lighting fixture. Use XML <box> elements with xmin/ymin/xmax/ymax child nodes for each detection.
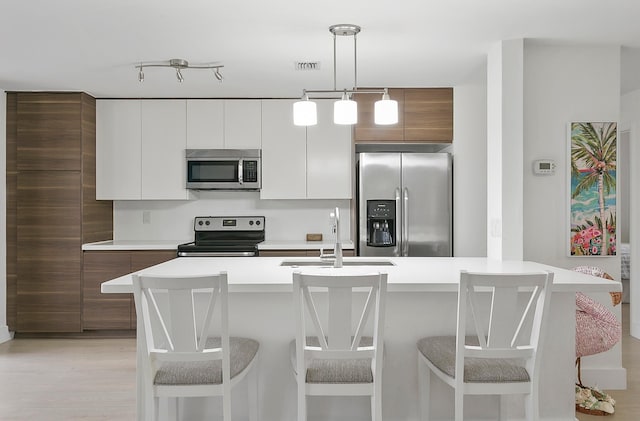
<box><xmin>293</xmin><ymin>24</ymin><xmax>398</xmax><ymax>127</ymax></box>
<box><xmin>135</xmin><ymin>58</ymin><xmax>224</xmax><ymax>83</ymax></box>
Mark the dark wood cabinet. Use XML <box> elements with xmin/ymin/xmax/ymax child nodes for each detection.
<box><xmin>404</xmin><ymin>88</ymin><xmax>453</xmax><ymax>142</ymax></box>
<box><xmin>353</xmin><ymin>88</ymin><xmax>405</xmax><ymax>142</ymax></box>
<box><xmin>354</xmin><ymin>88</ymin><xmax>453</xmax><ymax>143</ymax></box>
<box><xmin>82</xmin><ymin>250</ymin><xmax>176</xmax><ymax>330</ymax></box>
<box><xmin>6</xmin><ymin>92</ymin><xmax>113</xmax><ymax>333</ymax></box>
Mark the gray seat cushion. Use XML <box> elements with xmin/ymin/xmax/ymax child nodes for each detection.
<box><xmin>154</xmin><ymin>337</ymin><xmax>259</xmax><ymax>385</ymax></box>
<box><xmin>417</xmin><ymin>336</ymin><xmax>530</xmax><ymax>383</ymax></box>
<box><xmin>290</xmin><ymin>336</ymin><xmax>374</xmax><ymax>384</ymax></box>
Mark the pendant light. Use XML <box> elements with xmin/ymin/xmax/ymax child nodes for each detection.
<box><xmin>293</xmin><ymin>24</ymin><xmax>398</xmax><ymax>127</ymax></box>
<box><xmin>293</xmin><ymin>92</ymin><xmax>317</xmax><ymax>126</ymax></box>
<box><xmin>374</xmin><ymin>89</ymin><xmax>398</xmax><ymax>125</ymax></box>
<box><xmin>333</xmin><ymin>91</ymin><xmax>357</xmax><ymax>125</ymax></box>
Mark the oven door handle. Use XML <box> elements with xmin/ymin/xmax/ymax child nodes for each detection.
<box><xmin>238</xmin><ymin>160</ymin><xmax>244</xmax><ymax>185</ymax></box>
<box><xmin>177</xmin><ymin>251</ymin><xmax>257</xmax><ymax>257</ymax></box>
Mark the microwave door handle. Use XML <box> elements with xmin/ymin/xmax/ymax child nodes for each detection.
<box><xmin>238</xmin><ymin>160</ymin><xmax>243</xmax><ymax>184</ymax></box>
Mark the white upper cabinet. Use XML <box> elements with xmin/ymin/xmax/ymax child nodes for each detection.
<box><xmin>261</xmin><ymin>100</ymin><xmax>307</xmax><ymax>199</ymax></box>
<box><xmin>306</xmin><ymin>100</ymin><xmax>352</xmax><ymax>199</ymax></box>
<box><xmin>186</xmin><ymin>100</ymin><xmax>261</xmax><ymax>150</ymax></box>
<box><xmin>96</xmin><ymin>100</ymin><xmax>142</xmax><ymax>200</ymax></box>
<box><xmin>186</xmin><ymin>100</ymin><xmax>224</xmax><ymax>149</ymax></box>
<box><xmin>141</xmin><ymin>100</ymin><xmax>189</xmax><ymax>200</ymax></box>
<box><xmin>260</xmin><ymin>99</ymin><xmax>352</xmax><ymax>199</ymax></box>
<box><xmin>224</xmin><ymin>100</ymin><xmax>262</xmax><ymax>149</ymax></box>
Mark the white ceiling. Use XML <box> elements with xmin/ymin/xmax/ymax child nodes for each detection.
<box><xmin>2</xmin><ymin>0</ymin><xmax>640</xmax><ymax>99</ymax></box>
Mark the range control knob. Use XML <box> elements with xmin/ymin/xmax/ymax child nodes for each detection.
<box><xmin>256</xmin><ymin>220</ymin><xmax>261</xmax><ymax>225</ymax></box>
<box><xmin>198</xmin><ymin>220</ymin><xmax>204</xmax><ymax>226</ymax></box>
<box><xmin>249</xmin><ymin>220</ymin><xmax>254</xmax><ymax>225</ymax></box>
<box><xmin>205</xmin><ymin>220</ymin><xmax>210</xmax><ymax>226</ymax></box>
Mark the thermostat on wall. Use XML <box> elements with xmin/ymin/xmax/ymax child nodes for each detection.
<box><xmin>533</xmin><ymin>159</ymin><xmax>556</xmax><ymax>175</ymax></box>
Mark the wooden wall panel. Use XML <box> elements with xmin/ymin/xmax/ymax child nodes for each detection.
<box><xmin>6</xmin><ymin>93</ymin><xmax>17</xmax><ymax>330</ymax></box>
<box><xmin>16</xmin><ymin>93</ymin><xmax>82</xmax><ymax>171</ymax></box>
<box><xmin>81</xmin><ymin>93</ymin><xmax>113</xmax><ymax>244</ymax></box>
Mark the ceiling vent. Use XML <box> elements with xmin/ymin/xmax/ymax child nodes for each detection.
<box><xmin>295</xmin><ymin>61</ymin><xmax>321</xmax><ymax>71</ymax></box>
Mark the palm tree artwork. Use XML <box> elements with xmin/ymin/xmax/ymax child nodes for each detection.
<box><xmin>570</xmin><ymin>122</ymin><xmax>617</xmax><ymax>256</ymax></box>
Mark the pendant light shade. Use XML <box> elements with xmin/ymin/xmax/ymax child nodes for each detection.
<box><xmin>334</xmin><ymin>92</ymin><xmax>358</xmax><ymax>125</ymax></box>
<box><xmin>293</xmin><ymin>95</ymin><xmax>317</xmax><ymax>126</ymax></box>
<box><xmin>374</xmin><ymin>92</ymin><xmax>398</xmax><ymax>125</ymax></box>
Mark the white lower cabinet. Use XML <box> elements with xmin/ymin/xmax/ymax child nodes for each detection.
<box><xmin>96</xmin><ymin>99</ymin><xmax>189</xmax><ymax>200</ymax></box>
<box><xmin>260</xmin><ymin>99</ymin><xmax>352</xmax><ymax>199</ymax></box>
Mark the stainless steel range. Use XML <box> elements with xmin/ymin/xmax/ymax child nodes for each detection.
<box><xmin>177</xmin><ymin>216</ymin><xmax>265</xmax><ymax>257</ymax></box>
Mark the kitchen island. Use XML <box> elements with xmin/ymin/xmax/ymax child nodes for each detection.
<box><xmin>102</xmin><ymin>256</ymin><xmax>622</xmax><ymax>421</ymax></box>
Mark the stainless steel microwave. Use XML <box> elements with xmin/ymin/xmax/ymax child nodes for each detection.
<box><xmin>186</xmin><ymin>149</ymin><xmax>261</xmax><ymax>190</ymax></box>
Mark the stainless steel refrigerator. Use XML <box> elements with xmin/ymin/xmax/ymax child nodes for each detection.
<box><xmin>357</xmin><ymin>152</ymin><xmax>452</xmax><ymax>257</ymax></box>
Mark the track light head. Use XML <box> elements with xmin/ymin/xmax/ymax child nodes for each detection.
<box><xmin>138</xmin><ymin>67</ymin><xmax>144</xmax><ymax>83</ymax></box>
<box><xmin>214</xmin><ymin>68</ymin><xmax>223</xmax><ymax>82</ymax></box>
<box><xmin>176</xmin><ymin>68</ymin><xmax>184</xmax><ymax>83</ymax></box>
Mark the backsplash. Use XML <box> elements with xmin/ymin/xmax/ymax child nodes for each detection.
<box><xmin>112</xmin><ymin>191</ymin><xmax>351</xmax><ymax>243</ymax></box>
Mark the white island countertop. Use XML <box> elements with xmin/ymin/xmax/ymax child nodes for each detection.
<box><xmin>101</xmin><ymin>256</ymin><xmax>620</xmax><ymax>294</ymax></box>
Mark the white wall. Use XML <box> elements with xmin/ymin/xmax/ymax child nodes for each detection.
<box><xmin>487</xmin><ymin>39</ymin><xmax>525</xmax><ymax>260</ymax></box>
<box><xmin>523</xmin><ymin>41</ymin><xmax>624</xmax><ymax>388</ymax></box>
<box><xmin>452</xmin><ymin>65</ymin><xmax>488</xmax><ymax>257</ymax></box>
<box><xmin>523</xmin><ymin>41</ymin><xmax>621</xmax><ymax>275</ymax></box>
<box><xmin>0</xmin><ymin>90</ymin><xmax>10</xmax><ymax>343</ymax></box>
<box><xmin>113</xmin><ymin>194</ymin><xmax>351</xmax><ymax>244</ymax></box>
<box><xmin>621</xmin><ymin>89</ymin><xmax>640</xmax><ymax>338</ymax></box>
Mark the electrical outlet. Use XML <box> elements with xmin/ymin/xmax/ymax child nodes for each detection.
<box><xmin>142</xmin><ymin>211</ymin><xmax>151</xmax><ymax>224</ymax></box>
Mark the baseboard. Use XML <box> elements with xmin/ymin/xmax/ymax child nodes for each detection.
<box><xmin>580</xmin><ymin>367</ymin><xmax>627</xmax><ymax>390</ymax></box>
<box><xmin>0</xmin><ymin>325</ymin><xmax>12</xmax><ymax>344</ymax></box>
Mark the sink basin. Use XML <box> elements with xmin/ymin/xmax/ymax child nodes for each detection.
<box><xmin>280</xmin><ymin>259</ymin><xmax>395</xmax><ymax>267</ymax></box>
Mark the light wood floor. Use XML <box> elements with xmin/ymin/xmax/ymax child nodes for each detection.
<box><xmin>1</xmin><ymin>305</ymin><xmax>638</xmax><ymax>420</ymax></box>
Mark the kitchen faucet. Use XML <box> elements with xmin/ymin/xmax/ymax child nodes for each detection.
<box><xmin>320</xmin><ymin>207</ymin><xmax>343</xmax><ymax>268</ymax></box>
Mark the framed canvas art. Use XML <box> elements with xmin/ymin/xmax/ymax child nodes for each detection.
<box><xmin>569</xmin><ymin>122</ymin><xmax>617</xmax><ymax>256</ymax></box>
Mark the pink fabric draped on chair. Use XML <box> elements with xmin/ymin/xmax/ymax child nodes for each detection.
<box><xmin>573</xmin><ymin>266</ymin><xmax>621</xmax><ymax>360</ymax></box>
<box><xmin>575</xmin><ymin>292</ymin><xmax>621</xmax><ymax>358</ymax></box>
<box><xmin>572</xmin><ymin>266</ymin><xmax>622</xmax><ymax>416</ymax></box>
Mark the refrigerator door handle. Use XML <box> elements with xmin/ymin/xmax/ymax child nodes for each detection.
<box><xmin>403</xmin><ymin>187</ymin><xmax>409</xmax><ymax>256</ymax></box>
<box><xmin>394</xmin><ymin>187</ymin><xmax>401</xmax><ymax>257</ymax></box>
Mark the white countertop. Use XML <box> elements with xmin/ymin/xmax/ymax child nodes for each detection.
<box><xmin>101</xmin><ymin>256</ymin><xmax>620</xmax><ymax>294</ymax></box>
<box><xmin>82</xmin><ymin>240</ymin><xmax>186</xmax><ymax>251</ymax></box>
<box><xmin>83</xmin><ymin>239</ymin><xmax>354</xmax><ymax>251</ymax></box>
